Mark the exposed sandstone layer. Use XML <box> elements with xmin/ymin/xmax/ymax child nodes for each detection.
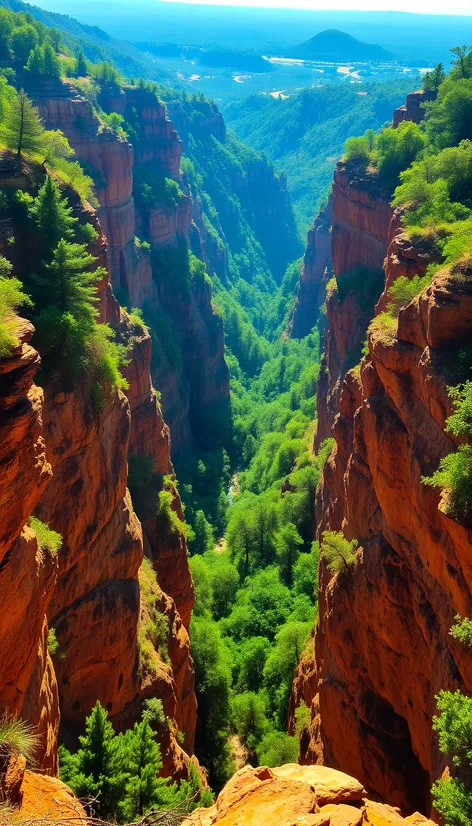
<box><xmin>290</xmin><ymin>198</ymin><xmax>332</xmax><ymax>339</ymax></box>
<box><xmin>293</xmin><ymin>161</ymin><xmax>472</xmax><ymax>814</ymax></box>
<box><xmin>4</xmin><ymin>755</ymin><xmax>87</xmax><ymax>823</ymax></box>
<box><xmin>183</xmin><ymin>764</ymin><xmax>435</xmax><ymax>826</ymax></box>
<box><xmin>0</xmin><ymin>752</ymin><xmax>88</xmax><ymax>826</ymax></box>
<box><xmin>392</xmin><ymin>90</ymin><xmax>434</xmax><ymax>128</ymax></box>
<box><xmin>315</xmin><ymin>164</ymin><xmax>393</xmax><ymax>448</ymax></box>
<box><xmin>0</xmin><ymin>320</ymin><xmax>58</xmax><ymax>773</ymax></box>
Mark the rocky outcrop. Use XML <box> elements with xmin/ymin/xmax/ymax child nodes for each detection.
<box><xmin>290</xmin><ymin>198</ymin><xmax>332</xmax><ymax>339</ymax></box>
<box><xmin>2</xmin><ymin>752</ymin><xmax>87</xmax><ymax>822</ymax></box>
<box><xmin>315</xmin><ymin>163</ymin><xmax>393</xmax><ymax>449</ymax></box>
<box><xmin>0</xmin><ymin>319</ymin><xmax>58</xmax><ymax>773</ymax></box>
<box><xmin>293</xmin><ymin>157</ymin><xmax>472</xmax><ymax>815</ymax></box>
<box><xmin>392</xmin><ymin>90</ymin><xmax>434</xmax><ymax>128</ymax></box>
<box><xmin>184</xmin><ymin>764</ymin><xmax>435</xmax><ymax>826</ymax></box>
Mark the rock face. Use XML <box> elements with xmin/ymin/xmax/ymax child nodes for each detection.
<box><xmin>183</xmin><ymin>764</ymin><xmax>435</xmax><ymax>826</ymax></box>
<box><xmin>290</xmin><ymin>198</ymin><xmax>332</xmax><ymax>339</ymax></box>
<box><xmin>0</xmin><ymin>165</ymin><xmax>196</xmax><ymax>784</ymax></box>
<box><xmin>28</xmin><ymin>76</ymin><xmax>230</xmax><ymax>458</ymax></box>
<box><xmin>6</xmin><ymin>761</ymin><xmax>87</xmax><ymax>822</ymax></box>
<box><xmin>0</xmin><ymin>320</ymin><xmax>58</xmax><ymax>773</ymax></box>
<box><xmin>392</xmin><ymin>90</ymin><xmax>434</xmax><ymax>128</ymax></box>
<box><xmin>292</xmin><ymin>157</ymin><xmax>472</xmax><ymax>815</ymax></box>
<box><xmin>315</xmin><ymin>164</ymin><xmax>393</xmax><ymax>449</ymax></box>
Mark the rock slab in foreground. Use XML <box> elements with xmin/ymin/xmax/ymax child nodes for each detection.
<box><xmin>183</xmin><ymin>765</ymin><xmax>435</xmax><ymax>826</ymax></box>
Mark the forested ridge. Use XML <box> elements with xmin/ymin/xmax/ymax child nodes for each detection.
<box><xmin>225</xmin><ymin>78</ymin><xmax>419</xmax><ymax>232</ymax></box>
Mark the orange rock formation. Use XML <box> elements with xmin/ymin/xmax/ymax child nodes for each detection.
<box><xmin>183</xmin><ymin>764</ymin><xmax>435</xmax><ymax>826</ymax></box>
<box><xmin>291</xmin><ymin>157</ymin><xmax>472</xmax><ymax>816</ymax></box>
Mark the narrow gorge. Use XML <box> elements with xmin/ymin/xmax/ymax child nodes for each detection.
<box><xmin>0</xmin><ymin>5</ymin><xmax>471</xmax><ymax>826</ymax></box>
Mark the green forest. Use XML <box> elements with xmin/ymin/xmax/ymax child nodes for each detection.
<box><xmin>225</xmin><ymin>78</ymin><xmax>420</xmax><ymax>232</ymax></box>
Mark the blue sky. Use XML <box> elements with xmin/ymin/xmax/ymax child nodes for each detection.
<box><xmin>158</xmin><ymin>0</ymin><xmax>472</xmax><ymax>14</ymax></box>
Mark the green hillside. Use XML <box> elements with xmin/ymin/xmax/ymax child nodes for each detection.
<box><xmin>225</xmin><ymin>77</ymin><xmax>419</xmax><ymax>233</ymax></box>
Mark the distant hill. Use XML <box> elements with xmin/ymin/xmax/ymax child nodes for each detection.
<box><xmin>283</xmin><ymin>29</ymin><xmax>395</xmax><ymax>62</ymax></box>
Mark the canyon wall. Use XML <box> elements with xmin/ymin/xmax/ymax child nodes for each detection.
<box><xmin>0</xmin><ymin>160</ymin><xmax>197</xmax><ymax>782</ymax></box>
<box><xmin>28</xmin><ymin>76</ymin><xmax>229</xmax><ymax>457</ymax></box>
<box><xmin>291</xmin><ymin>156</ymin><xmax>472</xmax><ymax>816</ymax></box>
<box><xmin>289</xmin><ymin>197</ymin><xmax>332</xmax><ymax>339</ymax></box>
<box><xmin>314</xmin><ymin>162</ymin><xmax>393</xmax><ymax>449</ymax></box>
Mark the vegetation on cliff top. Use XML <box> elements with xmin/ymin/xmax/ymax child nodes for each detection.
<box><xmin>0</xmin><ymin>164</ymin><xmax>128</xmax><ymax>403</ymax></box>
<box><xmin>345</xmin><ymin>47</ymin><xmax>472</xmax><ymax>520</ymax></box>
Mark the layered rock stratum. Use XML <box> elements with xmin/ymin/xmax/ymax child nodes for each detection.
<box><xmin>291</xmin><ymin>151</ymin><xmax>472</xmax><ymax>816</ymax></box>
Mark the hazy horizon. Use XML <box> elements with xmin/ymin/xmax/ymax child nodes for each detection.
<box><xmin>157</xmin><ymin>0</ymin><xmax>472</xmax><ymax>15</ymax></box>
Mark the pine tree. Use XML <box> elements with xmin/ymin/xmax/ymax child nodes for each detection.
<box><xmin>75</xmin><ymin>48</ymin><xmax>88</xmax><ymax>78</ymax></box>
<box><xmin>423</xmin><ymin>62</ymin><xmax>446</xmax><ymax>93</ymax></box>
<box><xmin>118</xmin><ymin>719</ymin><xmax>172</xmax><ymax>820</ymax></box>
<box><xmin>32</xmin><ymin>239</ymin><xmax>104</xmax><ymax>368</ymax></box>
<box><xmin>41</xmin><ymin>240</ymin><xmax>101</xmax><ymax>319</ymax></box>
<box><xmin>31</xmin><ymin>176</ymin><xmax>77</xmax><ymax>259</ymax></box>
<box><xmin>59</xmin><ymin>701</ymin><xmax>126</xmax><ymax>819</ymax></box>
<box><xmin>0</xmin><ymin>89</ymin><xmax>44</xmax><ymax>156</ymax></box>
<box><xmin>25</xmin><ymin>44</ymin><xmax>44</xmax><ymax>76</ymax></box>
<box><xmin>43</xmin><ymin>42</ymin><xmax>60</xmax><ymax>78</ymax></box>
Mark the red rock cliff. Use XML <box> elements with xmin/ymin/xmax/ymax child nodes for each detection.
<box><xmin>0</xmin><ymin>163</ymin><xmax>197</xmax><ymax>781</ymax></box>
<box><xmin>26</xmin><ymin>74</ymin><xmax>230</xmax><ymax>455</ymax></box>
<box><xmin>315</xmin><ymin>163</ymin><xmax>393</xmax><ymax>449</ymax></box>
<box><xmin>291</xmin><ymin>161</ymin><xmax>472</xmax><ymax>816</ymax></box>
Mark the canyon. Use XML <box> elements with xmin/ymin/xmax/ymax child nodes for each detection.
<box><xmin>0</xmin><ymin>52</ymin><xmax>303</xmax><ymax>815</ymax></box>
<box><xmin>0</xmin><ymin>8</ymin><xmax>471</xmax><ymax>819</ymax></box>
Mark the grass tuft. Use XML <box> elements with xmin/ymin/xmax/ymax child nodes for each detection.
<box><xmin>28</xmin><ymin>517</ymin><xmax>62</xmax><ymax>558</ymax></box>
<box><xmin>0</xmin><ymin>715</ymin><xmax>39</xmax><ymax>764</ymax></box>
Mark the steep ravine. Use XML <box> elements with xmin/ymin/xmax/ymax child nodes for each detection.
<box><xmin>290</xmin><ymin>151</ymin><xmax>472</xmax><ymax>815</ymax></box>
<box><xmin>0</xmin><ymin>61</ymin><xmax>306</xmax><ymax>816</ymax></box>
